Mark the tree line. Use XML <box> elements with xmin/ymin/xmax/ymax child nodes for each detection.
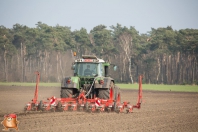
<box><xmin>0</xmin><ymin>22</ymin><xmax>198</xmax><ymax>85</ymax></box>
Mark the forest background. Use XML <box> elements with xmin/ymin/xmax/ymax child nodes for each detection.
<box><xmin>0</xmin><ymin>22</ymin><xmax>197</xmax><ymax>85</ymax></box>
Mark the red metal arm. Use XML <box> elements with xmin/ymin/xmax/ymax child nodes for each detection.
<box><xmin>32</xmin><ymin>71</ymin><xmax>40</xmax><ymax>104</ymax></box>
<box><xmin>133</xmin><ymin>75</ymin><xmax>143</xmax><ymax>109</ymax></box>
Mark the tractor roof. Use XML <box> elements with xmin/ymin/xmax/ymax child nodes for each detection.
<box><xmin>82</xmin><ymin>55</ymin><xmax>97</xmax><ymax>59</ymax></box>
<box><xmin>75</xmin><ymin>55</ymin><xmax>105</xmax><ymax>63</ymax></box>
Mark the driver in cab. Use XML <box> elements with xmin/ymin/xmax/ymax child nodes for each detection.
<box><xmin>84</xmin><ymin>65</ymin><xmax>92</xmax><ymax>76</ymax></box>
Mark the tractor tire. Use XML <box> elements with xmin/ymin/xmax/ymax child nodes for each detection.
<box><xmin>98</xmin><ymin>88</ymin><xmax>110</xmax><ymax>99</ymax></box>
<box><xmin>60</xmin><ymin>88</ymin><xmax>78</xmax><ymax>98</ymax></box>
<box><xmin>113</xmin><ymin>85</ymin><xmax>121</xmax><ymax>111</ymax></box>
<box><xmin>98</xmin><ymin>81</ymin><xmax>114</xmax><ymax>99</ymax></box>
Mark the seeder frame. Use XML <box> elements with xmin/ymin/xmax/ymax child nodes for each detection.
<box><xmin>25</xmin><ymin>72</ymin><xmax>143</xmax><ymax>113</ymax></box>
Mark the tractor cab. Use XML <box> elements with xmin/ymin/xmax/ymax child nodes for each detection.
<box><xmin>61</xmin><ymin>55</ymin><xmax>116</xmax><ymax>99</ymax></box>
<box><xmin>72</xmin><ymin>55</ymin><xmax>106</xmax><ymax>77</ymax></box>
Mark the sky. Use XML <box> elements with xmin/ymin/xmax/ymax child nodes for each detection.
<box><xmin>0</xmin><ymin>0</ymin><xmax>198</xmax><ymax>34</ymax></box>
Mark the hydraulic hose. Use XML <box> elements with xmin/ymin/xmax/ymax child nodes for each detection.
<box><xmin>85</xmin><ymin>77</ymin><xmax>97</xmax><ymax>97</ymax></box>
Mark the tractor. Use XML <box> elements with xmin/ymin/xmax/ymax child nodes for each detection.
<box><xmin>61</xmin><ymin>55</ymin><xmax>120</xmax><ymax>103</ymax></box>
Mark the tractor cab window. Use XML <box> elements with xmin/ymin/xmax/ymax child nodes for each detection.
<box><xmin>74</xmin><ymin>63</ymin><xmax>99</xmax><ymax>77</ymax></box>
<box><xmin>98</xmin><ymin>63</ymin><xmax>105</xmax><ymax>77</ymax></box>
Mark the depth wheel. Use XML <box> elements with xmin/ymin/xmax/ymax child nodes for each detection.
<box><xmin>107</xmin><ymin>108</ymin><xmax>111</xmax><ymax>113</ymax></box>
<box><xmin>38</xmin><ymin>100</ymin><xmax>44</xmax><ymax>111</ymax></box>
<box><xmin>85</xmin><ymin>102</ymin><xmax>89</xmax><ymax>111</ymax></box>
<box><xmin>56</xmin><ymin>101</ymin><xmax>63</xmax><ymax>112</ymax></box>
<box><xmin>79</xmin><ymin>107</ymin><xmax>84</xmax><ymax>111</ymax></box>
<box><xmin>24</xmin><ymin>106</ymin><xmax>28</xmax><ymax>113</ymax></box>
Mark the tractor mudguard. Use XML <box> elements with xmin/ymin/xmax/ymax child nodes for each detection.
<box><xmin>61</xmin><ymin>77</ymin><xmax>80</xmax><ymax>89</ymax></box>
<box><xmin>94</xmin><ymin>77</ymin><xmax>114</xmax><ymax>88</ymax></box>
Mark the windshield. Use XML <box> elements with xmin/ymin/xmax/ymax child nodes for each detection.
<box><xmin>74</xmin><ymin>62</ymin><xmax>104</xmax><ymax>77</ymax></box>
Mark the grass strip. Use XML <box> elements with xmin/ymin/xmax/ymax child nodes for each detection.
<box><xmin>0</xmin><ymin>82</ymin><xmax>197</xmax><ymax>92</ymax></box>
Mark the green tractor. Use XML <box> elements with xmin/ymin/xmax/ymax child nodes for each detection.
<box><xmin>61</xmin><ymin>55</ymin><xmax>120</xmax><ymax>101</ymax></box>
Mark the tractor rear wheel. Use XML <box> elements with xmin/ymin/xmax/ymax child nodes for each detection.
<box><xmin>98</xmin><ymin>81</ymin><xmax>114</xmax><ymax>99</ymax></box>
<box><xmin>60</xmin><ymin>88</ymin><xmax>78</xmax><ymax>98</ymax></box>
<box><xmin>98</xmin><ymin>88</ymin><xmax>110</xmax><ymax>99</ymax></box>
<box><xmin>113</xmin><ymin>85</ymin><xmax>121</xmax><ymax>110</ymax></box>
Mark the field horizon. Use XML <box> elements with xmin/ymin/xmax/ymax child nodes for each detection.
<box><xmin>0</xmin><ymin>82</ymin><xmax>197</xmax><ymax>92</ymax></box>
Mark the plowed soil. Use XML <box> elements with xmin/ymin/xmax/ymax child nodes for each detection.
<box><xmin>0</xmin><ymin>86</ymin><xmax>198</xmax><ymax>132</ymax></box>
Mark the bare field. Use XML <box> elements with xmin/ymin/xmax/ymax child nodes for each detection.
<box><xmin>0</xmin><ymin>86</ymin><xmax>198</xmax><ymax>132</ymax></box>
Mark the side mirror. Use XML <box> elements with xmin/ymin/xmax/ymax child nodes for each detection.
<box><xmin>71</xmin><ymin>65</ymin><xmax>75</xmax><ymax>70</ymax></box>
<box><xmin>113</xmin><ymin>66</ymin><xmax>117</xmax><ymax>71</ymax></box>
